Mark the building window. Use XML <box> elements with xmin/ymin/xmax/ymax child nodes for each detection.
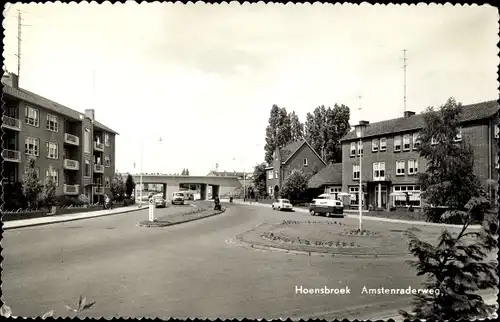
<box><xmin>275</xmin><ymin>169</ymin><xmax>279</xmax><ymax>179</ymax></box>
<box><xmin>394</xmin><ymin>136</ymin><xmax>402</xmax><ymax>152</ymax></box>
<box><xmin>303</xmin><ymin>158</ymin><xmax>308</xmax><ymax>166</ymax></box>
<box><xmin>104</xmin><ymin>134</ymin><xmax>110</xmax><ymax>147</ymax></box>
<box><xmin>268</xmin><ymin>170</ymin><xmax>273</xmax><ymax>180</ymax></box>
<box><xmin>25</xmin><ymin>137</ymin><xmax>40</xmax><ymax>156</ymax></box>
<box><xmin>45</xmin><ymin>167</ymin><xmax>59</xmax><ymax>186</ymax></box>
<box><xmin>353</xmin><ymin>164</ymin><xmax>360</xmax><ymax>180</ymax></box>
<box><xmin>105</xmin><ymin>176</ymin><xmax>110</xmax><ymax>188</ymax></box>
<box><xmin>46</xmin><ymin>141</ymin><xmax>58</xmax><ymax>159</ymax></box>
<box><xmin>373</xmin><ymin>162</ymin><xmax>386</xmax><ymax>180</ymax></box>
<box><xmin>379</xmin><ymin>137</ymin><xmax>387</xmax><ymax>151</ymax></box>
<box><xmin>393</xmin><ymin>185</ymin><xmax>421</xmax><ymax>207</ymax></box>
<box><xmin>403</xmin><ymin>134</ymin><xmax>410</xmax><ymax>151</ymax></box>
<box><xmin>408</xmin><ymin>159</ymin><xmax>418</xmax><ymax>175</ymax></box>
<box><xmin>84</xmin><ymin>160</ymin><xmax>91</xmax><ymax>177</ymax></box>
<box><xmin>396</xmin><ymin>160</ymin><xmax>405</xmax><ymax>176</ymax></box>
<box><xmin>350</xmin><ymin>142</ymin><xmax>356</xmax><ymax>156</ymax></box>
<box><xmin>372</xmin><ymin>138</ymin><xmax>379</xmax><ymax>152</ymax></box>
<box><xmin>453</xmin><ymin>127</ymin><xmax>462</xmax><ymax>142</ymax></box>
<box><xmin>46</xmin><ymin>114</ymin><xmax>59</xmax><ymax>132</ymax></box>
<box><xmin>413</xmin><ymin>132</ymin><xmax>420</xmax><ymax>150</ymax></box>
<box><xmin>349</xmin><ymin>187</ymin><xmax>363</xmax><ymax>206</ymax></box>
<box><xmin>24</xmin><ymin>106</ymin><xmax>39</xmax><ymax>127</ymax></box>
<box><xmin>84</xmin><ymin>128</ymin><xmax>91</xmax><ymax>153</ymax></box>
<box><xmin>328</xmin><ymin>187</ymin><xmax>341</xmax><ymax>194</ymax></box>
<box><xmin>105</xmin><ymin>155</ymin><xmax>111</xmax><ymax>167</ymax></box>
<box><xmin>357</xmin><ymin>141</ymin><xmax>363</xmax><ymax>155</ymax></box>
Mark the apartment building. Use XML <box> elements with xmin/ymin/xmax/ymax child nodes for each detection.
<box><xmin>2</xmin><ymin>73</ymin><xmax>118</xmax><ymax>203</ymax></box>
<box><xmin>266</xmin><ymin>139</ymin><xmax>327</xmax><ymax>198</ymax></box>
<box><xmin>340</xmin><ymin>100</ymin><xmax>499</xmax><ymax>210</ymax></box>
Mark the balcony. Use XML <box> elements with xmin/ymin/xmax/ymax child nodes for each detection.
<box><xmin>94</xmin><ymin>186</ymin><xmax>105</xmax><ymax>195</ymax></box>
<box><xmin>2</xmin><ymin>115</ymin><xmax>21</xmax><ymax>131</ymax></box>
<box><xmin>64</xmin><ymin>133</ymin><xmax>80</xmax><ymax>146</ymax></box>
<box><xmin>63</xmin><ymin>184</ymin><xmax>79</xmax><ymax>195</ymax></box>
<box><xmin>94</xmin><ymin>163</ymin><xmax>104</xmax><ymax>173</ymax></box>
<box><xmin>63</xmin><ymin>159</ymin><xmax>80</xmax><ymax>171</ymax></box>
<box><xmin>2</xmin><ymin>149</ymin><xmax>21</xmax><ymax>162</ymax></box>
<box><xmin>94</xmin><ymin>141</ymin><xmax>104</xmax><ymax>152</ymax></box>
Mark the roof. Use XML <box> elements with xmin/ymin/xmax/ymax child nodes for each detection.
<box><xmin>3</xmin><ymin>84</ymin><xmax>119</xmax><ymax>135</ymax></box>
<box><xmin>308</xmin><ymin>163</ymin><xmax>343</xmax><ymax>189</ymax></box>
<box><xmin>341</xmin><ymin>100</ymin><xmax>498</xmax><ymax>142</ymax></box>
<box><xmin>279</xmin><ymin>139</ymin><xmax>327</xmax><ymax>166</ymax></box>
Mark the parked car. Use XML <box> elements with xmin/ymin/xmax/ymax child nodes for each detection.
<box><xmin>309</xmin><ymin>193</ymin><xmax>344</xmax><ymax>217</ymax></box>
<box><xmin>272</xmin><ymin>199</ymin><xmax>293</xmax><ymax>211</ymax></box>
<box><xmin>172</xmin><ymin>192</ymin><xmax>185</xmax><ymax>205</ymax></box>
<box><xmin>153</xmin><ymin>195</ymin><xmax>166</xmax><ymax>208</ymax></box>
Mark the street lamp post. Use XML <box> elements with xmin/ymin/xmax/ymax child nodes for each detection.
<box><xmin>355</xmin><ymin>121</ymin><xmax>369</xmax><ymax>232</ymax></box>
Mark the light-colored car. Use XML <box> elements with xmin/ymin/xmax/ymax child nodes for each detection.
<box><xmin>309</xmin><ymin>193</ymin><xmax>344</xmax><ymax>217</ymax></box>
<box><xmin>172</xmin><ymin>192</ymin><xmax>185</xmax><ymax>205</ymax></box>
<box><xmin>154</xmin><ymin>195</ymin><xmax>166</xmax><ymax>208</ymax></box>
<box><xmin>272</xmin><ymin>199</ymin><xmax>293</xmax><ymax>211</ymax></box>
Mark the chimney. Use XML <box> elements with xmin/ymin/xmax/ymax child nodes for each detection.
<box><xmin>404</xmin><ymin>111</ymin><xmax>415</xmax><ymax>118</ymax></box>
<box><xmin>84</xmin><ymin>109</ymin><xmax>95</xmax><ymax>121</ymax></box>
<box><xmin>1</xmin><ymin>72</ymin><xmax>19</xmax><ymax>88</ymax></box>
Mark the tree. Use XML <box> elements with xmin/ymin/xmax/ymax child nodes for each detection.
<box><xmin>125</xmin><ymin>174</ymin><xmax>135</xmax><ymax>199</ymax></box>
<box><xmin>42</xmin><ymin>165</ymin><xmax>57</xmax><ymax>209</ymax></box>
<box><xmin>181</xmin><ymin>169</ymin><xmax>186</xmax><ymax>175</ymax></box>
<box><xmin>22</xmin><ymin>157</ymin><xmax>43</xmax><ymax>208</ymax></box>
<box><xmin>288</xmin><ymin>111</ymin><xmax>304</xmax><ymax>142</ymax></box>
<box><xmin>416</xmin><ymin>98</ymin><xmax>483</xmax><ymax>223</ymax></box>
<box><xmin>252</xmin><ymin>163</ymin><xmax>267</xmax><ymax>197</ymax></box>
<box><xmin>305</xmin><ymin>104</ymin><xmax>350</xmax><ymax>164</ymax></box>
<box><xmin>185</xmin><ymin>169</ymin><xmax>190</xmax><ymax>175</ymax></box>
<box><xmin>280</xmin><ymin>169</ymin><xmax>309</xmax><ymax>204</ymax></box>
<box><xmin>264</xmin><ymin>105</ymin><xmax>293</xmax><ymax>165</ymax></box>
<box><xmin>400</xmin><ymin>196</ymin><xmax>498</xmax><ymax>320</ymax></box>
<box><xmin>110</xmin><ymin>173</ymin><xmax>126</xmax><ymax>202</ymax></box>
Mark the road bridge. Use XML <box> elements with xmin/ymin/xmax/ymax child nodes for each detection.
<box><xmin>122</xmin><ymin>174</ymin><xmax>242</xmax><ymax>200</ymax></box>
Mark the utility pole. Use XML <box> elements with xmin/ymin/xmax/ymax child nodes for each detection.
<box><xmin>403</xmin><ymin>49</ymin><xmax>407</xmax><ymax>113</ymax></box>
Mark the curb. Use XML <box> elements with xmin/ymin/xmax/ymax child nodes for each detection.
<box><xmin>3</xmin><ymin>206</ymin><xmax>143</xmax><ymax>230</ymax></box>
<box><xmin>138</xmin><ymin>208</ymin><xmax>227</xmax><ymax>228</ymax></box>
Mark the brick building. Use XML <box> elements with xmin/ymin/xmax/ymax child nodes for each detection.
<box><xmin>265</xmin><ymin>139</ymin><xmax>327</xmax><ymax>198</ymax></box>
<box><xmin>340</xmin><ymin>100</ymin><xmax>499</xmax><ymax>210</ymax></box>
<box><xmin>2</xmin><ymin>73</ymin><xmax>118</xmax><ymax>204</ymax></box>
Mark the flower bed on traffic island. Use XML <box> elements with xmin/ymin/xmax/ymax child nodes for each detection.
<box><xmin>235</xmin><ymin>219</ymin><xmax>466</xmax><ymax>257</ymax></box>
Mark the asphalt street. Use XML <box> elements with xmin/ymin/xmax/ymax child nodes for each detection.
<box><xmin>3</xmin><ymin>203</ymin><xmax>435</xmax><ymax>319</ymax></box>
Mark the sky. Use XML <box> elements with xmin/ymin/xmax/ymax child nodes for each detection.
<box><xmin>3</xmin><ymin>2</ymin><xmax>499</xmax><ymax>175</ymax></box>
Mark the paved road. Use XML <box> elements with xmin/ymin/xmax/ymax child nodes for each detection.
<box><xmin>3</xmin><ymin>203</ymin><xmax>430</xmax><ymax>319</ymax></box>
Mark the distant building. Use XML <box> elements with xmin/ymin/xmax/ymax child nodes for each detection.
<box><xmin>340</xmin><ymin>100</ymin><xmax>499</xmax><ymax>210</ymax></box>
<box><xmin>265</xmin><ymin>139</ymin><xmax>327</xmax><ymax>198</ymax></box>
<box><xmin>2</xmin><ymin>73</ymin><xmax>118</xmax><ymax>203</ymax></box>
<box><xmin>307</xmin><ymin>163</ymin><xmax>343</xmax><ymax>198</ymax></box>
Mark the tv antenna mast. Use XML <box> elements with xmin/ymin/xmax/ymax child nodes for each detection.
<box><xmin>15</xmin><ymin>9</ymin><xmax>31</xmax><ymax>85</ymax></box>
<box><xmin>402</xmin><ymin>49</ymin><xmax>408</xmax><ymax>113</ymax></box>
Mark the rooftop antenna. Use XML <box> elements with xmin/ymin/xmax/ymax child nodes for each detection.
<box><xmin>15</xmin><ymin>9</ymin><xmax>31</xmax><ymax>85</ymax></box>
<box><xmin>402</xmin><ymin>49</ymin><xmax>407</xmax><ymax>113</ymax></box>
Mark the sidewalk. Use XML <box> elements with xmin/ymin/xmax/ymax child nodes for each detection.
<box><xmin>3</xmin><ymin>205</ymin><xmax>143</xmax><ymax>230</ymax></box>
<box><xmin>229</xmin><ymin>200</ymin><xmax>482</xmax><ymax>229</ymax></box>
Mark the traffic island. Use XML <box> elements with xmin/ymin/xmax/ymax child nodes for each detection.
<box><xmin>234</xmin><ymin>218</ymin><xmax>467</xmax><ymax>258</ymax></box>
<box><xmin>138</xmin><ymin>207</ymin><xmax>226</xmax><ymax>228</ymax></box>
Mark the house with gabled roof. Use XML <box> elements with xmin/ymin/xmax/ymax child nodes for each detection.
<box><xmin>265</xmin><ymin>139</ymin><xmax>327</xmax><ymax>198</ymax></box>
<box><xmin>307</xmin><ymin>162</ymin><xmax>343</xmax><ymax>198</ymax></box>
<box><xmin>340</xmin><ymin>99</ymin><xmax>499</xmax><ymax>210</ymax></box>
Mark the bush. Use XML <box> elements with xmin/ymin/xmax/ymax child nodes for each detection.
<box><xmin>389</xmin><ymin>207</ymin><xmax>396</xmax><ymax>212</ymax></box>
<box><xmin>1</xmin><ymin>182</ymin><xmax>27</xmax><ymax>210</ymax></box>
<box><xmin>78</xmin><ymin>194</ymin><xmax>90</xmax><ymax>205</ymax></box>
